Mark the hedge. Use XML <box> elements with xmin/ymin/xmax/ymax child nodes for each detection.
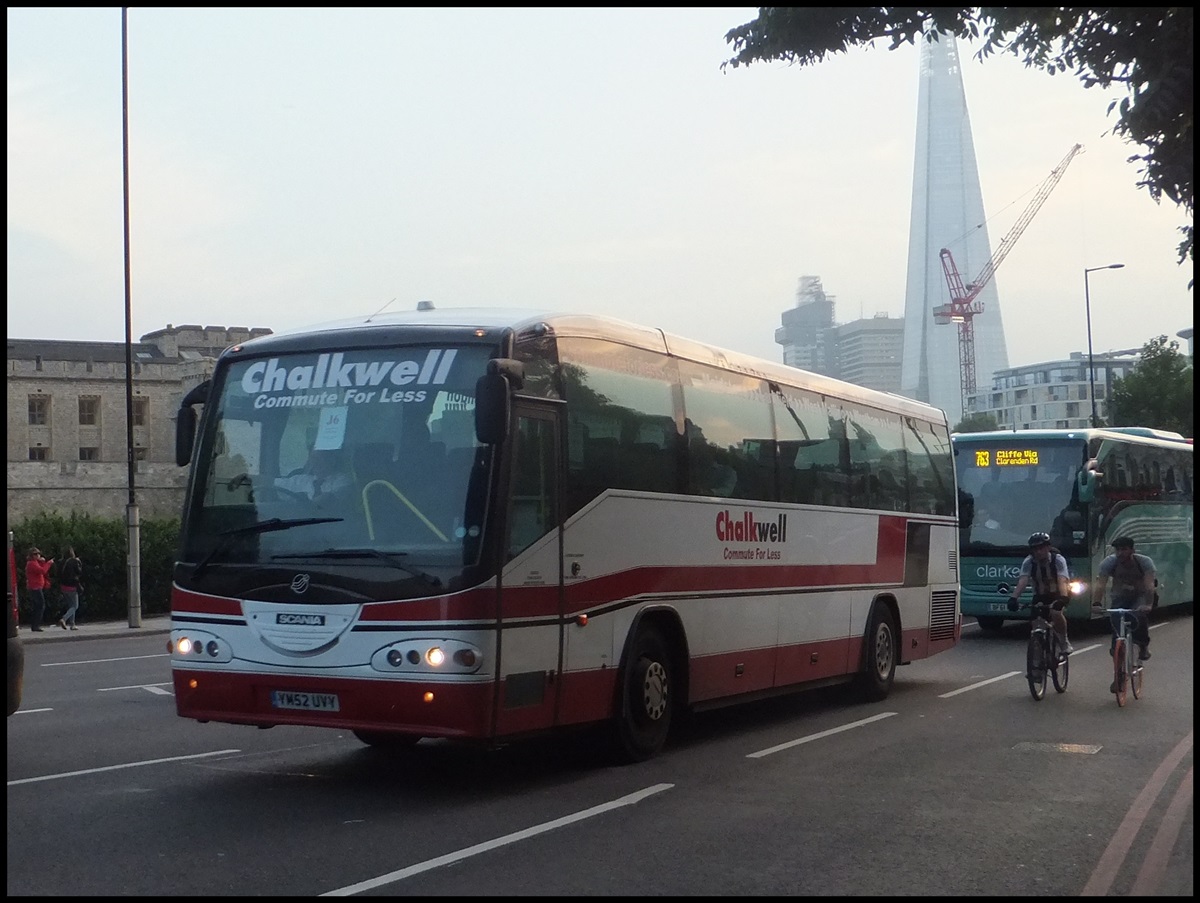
<box><xmin>12</xmin><ymin>512</ymin><xmax>179</xmax><ymax>623</ymax></box>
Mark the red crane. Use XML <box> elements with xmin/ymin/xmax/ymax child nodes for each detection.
<box><xmin>933</xmin><ymin>143</ymin><xmax>1082</xmax><ymax>416</ymax></box>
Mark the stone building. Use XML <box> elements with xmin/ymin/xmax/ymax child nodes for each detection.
<box><xmin>7</xmin><ymin>324</ymin><xmax>270</xmax><ymax>521</ymax></box>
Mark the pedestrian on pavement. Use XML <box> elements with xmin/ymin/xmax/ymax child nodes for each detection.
<box><xmin>25</xmin><ymin>547</ymin><xmax>55</xmax><ymax>632</ymax></box>
<box><xmin>57</xmin><ymin>546</ymin><xmax>83</xmax><ymax>630</ymax></box>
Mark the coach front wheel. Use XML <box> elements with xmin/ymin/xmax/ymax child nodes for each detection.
<box><xmin>858</xmin><ymin>604</ymin><xmax>898</xmax><ymax>702</ymax></box>
<box><xmin>611</xmin><ymin>625</ymin><xmax>674</xmax><ymax>763</ymax></box>
<box><xmin>354</xmin><ymin>730</ymin><xmax>421</xmax><ymax>750</ymax></box>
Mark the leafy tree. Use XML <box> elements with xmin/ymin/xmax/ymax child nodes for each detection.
<box><xmin>953</xmin><ymin>412</ymin><xmax>1000</xmax><ymax>433</ymax></box>
<box><xmin>723</xmin><ymin>8</ymin><xmax>1194</xmax><ymax>275</ymax></box>
<box><xmin>1107</xmin><ymin>335</ymin><xmax>1193</xmax><ymax>435</ymax></box>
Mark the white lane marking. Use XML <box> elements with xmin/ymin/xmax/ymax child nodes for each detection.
<box><xmin>41</xmin><ymin>653</ymin><xmax>170</xmax><ymax>668</ymax></box>
<box><xmin>939</xmin><ymin>672</ymin><xmax>1023</xmax><ymax>697</ymax></box>
<box><xmin>320</xmin><ymin>783</ymin><xmax>675</xmax><ymax>896</ymax></box>
<box><xmin>939</xmin><ymin>642</ymin><xmax>1107</xmax><ymax>698</ymax></box>
<box><xmin>98</xmin><ymin>681</ymin><xmax>174</xmax><ymax>692</ymax></box>
<box><xmin>7</xmin><ymin>749</ymin><xmax>241</xmax><ymax>786</ymax></box>
<box><xmin>143</xmin><ymin>686</ymin><xmax>174</xmax><ymax>696</ymax></box>
<box><xmin>746</xmin><ymin>712</ymin><xmax>898</xmax><ymax>759</ymax></box>
<box><xmin>11</xmin><ymin>707</ymin><xmax>53</xmax><ymax>715</ymax></box>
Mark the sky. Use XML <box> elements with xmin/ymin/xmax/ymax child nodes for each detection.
<box><xmin>7</xmin><ymin>7</ymin><xmax>1193</xmax><ymax>372</ymax></box>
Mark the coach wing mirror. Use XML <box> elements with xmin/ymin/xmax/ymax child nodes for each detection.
<box><xmin>475</xmin><ymin>358</ymin><xmax>524</xmax><ymax>445</ymax></box>
<box><xmin>175</xmin><ymin>380</ymin><xmax>210</xmax><ymax>466</ymax></box>
<box><xmin>1076</xmin><ymin>459</ymin><xmax>1101</xmax><ymax>504</ymax></box>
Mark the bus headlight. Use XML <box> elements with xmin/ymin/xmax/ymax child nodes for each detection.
<box><xmin>371</xmin><ymin>640</ymin><xmax>483</xmax><ymax>674</ymax></box>
<box><xmin>169</xmin><ymin>630</ymin><xmax>232</xmax><ymax>663</ymax></box>
<box><xmin>1068</xmin><ymin>580</ymin><xmax>1087</xmax><ymax>595</ymax></box>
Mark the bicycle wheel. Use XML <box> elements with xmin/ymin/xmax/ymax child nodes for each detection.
<box><xmin>1026</xmin><ymin>634</ymin><xmax>1048</xmax><ymax>701</ymax></box>
<box><xmin>1113</xmin><ymin>637</ymin><xmax>1128</xmax><ymax>707</ymax></box>
<box><xmin>1130</xmin><ymin>651</ymin><xmax>1144</xmax><ymax>700</ymax></box>
<box><xmin>1051</xmin><ymin>634</ymin><xmax>1069</xmax><ymax>693</ymax></box>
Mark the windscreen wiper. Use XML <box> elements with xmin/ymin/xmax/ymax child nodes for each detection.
<box><xmin>272</xmin><ymin>547</ymin><xmax>442</xmax><ymax>588</ymax></box>
<box><xmin>193</xmin><ymin>517</ymin><xmax>343</xmax><ymax>578</ymax></box>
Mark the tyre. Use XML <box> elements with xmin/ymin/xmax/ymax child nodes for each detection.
<box><xmin>1051</xmin><ymin>636</ymin><xmax>1069</xmax><ymax>693</ymax></box>
<box><xmin>1026</xmin><ymin>634</ymin><xmax>1047</xmax><ymax>701</ymax></box>
<box><xmin>610</xmin><ymin>624</ymin><xmax>674</xmax><ymax>763</ymax></box>
<box><xmin>1113</xmin><ymin>638</ymin><xmax>1128</xmax><ymax>707</ymax></box>
<box><xmin>1131</xmin><ymin>659</ymin><xmax>1144</xmax><ymax>700</ymax></box>
<box><xmin>353</xmin><ymin>730</ymin><xmax>421</xmax><ymax>749</ymax></box>
<box><xmin>975</xmin><ymin>615</ymin><xmax>1005</xmax><ymax>633</ymax></box>
<box><xmin>858</xmin><ymin>604</ymin><xmax>898</xmax><ymax>702</ymax></box>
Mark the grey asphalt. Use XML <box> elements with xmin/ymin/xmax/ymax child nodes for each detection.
<box><xmin>20</xmin><ymin>614</ymin><xmax>173</xmax><ymax>644</ymax></box>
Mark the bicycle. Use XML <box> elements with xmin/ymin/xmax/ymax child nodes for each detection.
<box><xmin>1101</xmin><ymin>607</ymin><xmax>1145</xmax><ymax>707</ymax></box>
<box><xmin>1008</xmin><ymin>597</ymin><xmax>1069</xmax><ymax>701</ymax></box>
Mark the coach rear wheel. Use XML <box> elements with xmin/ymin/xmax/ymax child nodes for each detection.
<box><xmin>858</xmin><ymin>604</ymin><xmax>898</xmax><ymax>702</ymax></box>
<box><xmin>611</xmin><ymin>624</ymin><xmax>674</xmax><ymax>763</ymax></box>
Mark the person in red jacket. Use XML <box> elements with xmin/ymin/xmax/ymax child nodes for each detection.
<box><xmin>25</xmin><ymin>548</ymin><xmax>54</xmax><ymax>632</ymax></box>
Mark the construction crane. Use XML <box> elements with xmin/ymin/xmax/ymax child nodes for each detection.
<box><xmin>934</xmin><ymin>143</ymin><xmax>1083</xmax><ymax>416</ymax></box>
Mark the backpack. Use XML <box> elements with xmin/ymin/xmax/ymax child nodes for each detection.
<box><xmin>1116</xmin><ymin>551</ymin><xmax>1158</xmax><ymax>605</ymax></box>
<box><xmin>1029</xmin><ymin>548</ymin><xmax>1065</xmax><ymax>596</ymax></box>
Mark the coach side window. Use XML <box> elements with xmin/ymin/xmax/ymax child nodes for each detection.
<box><xmin>772</xmin><ymin>386</ymin><xmax>837</xmax><ymax>507</ymax></box>
<box><xmin>677</xmin><ymin>361</ymin><xmax>774</xmax><ymax>501</ymax></box>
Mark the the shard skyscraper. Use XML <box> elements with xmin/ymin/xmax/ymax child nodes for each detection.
<box><xmin>900</xmin><ymin>32</ymin><xmax>1009</xmax><ymax>425</ymax></box>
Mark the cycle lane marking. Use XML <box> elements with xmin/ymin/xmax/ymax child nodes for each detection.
<box><xmin>1130</xmin><ymin>765</ymin><xmax>1194</xmax><ymax>896</ymax></box>
<box><xmin>320</xmin><ymin>783</ymin><xmax>675</xmax><ymax>896</ymax></box>
<box><xmin>1080</xmin><ymin>730</ymin><xmax>1193</xmax><ymax>896</ymax></box>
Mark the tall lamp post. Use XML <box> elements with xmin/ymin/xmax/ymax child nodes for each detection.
<box><xmin>1084</xmin><ymin>263</ymin><xmax>1125</xmax><ymax>427</ymax></box>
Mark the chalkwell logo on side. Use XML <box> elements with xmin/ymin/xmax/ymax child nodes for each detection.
<box><xmin>242</xmin><ymin>349</ymin><xmax>458</xmax><ymax>394</ymax></box>
<box><xmin>715</xmin><ymin>510</ymin><xmax>788</xmax><ymax>543</ymax></box>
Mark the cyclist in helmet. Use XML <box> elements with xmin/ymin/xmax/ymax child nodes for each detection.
<box><xmin>1007</xmin><ymin>531</ymin><xmax>1073</xmax><ymax>654</ymax></box>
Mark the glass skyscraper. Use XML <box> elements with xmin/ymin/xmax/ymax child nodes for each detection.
<box><xmin>900</xmin><ymin>32</ymin><xmax>1009</xmax><ymax>425</ymax></box>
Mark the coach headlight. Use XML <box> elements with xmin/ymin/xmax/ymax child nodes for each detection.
<box><xmin>370</xmin><ymin>639</ymin><xmax>482</xmax><ymax>674</ymax></box>
<box><xmin>169</xmin><ymin>630</ymin><xmax>232</xmax><ymax>663</ymax></box>
<box><xmin>1069</xmin><ymin>580</ymin><xmax>1087</xmax><ymax>595</ymax></box>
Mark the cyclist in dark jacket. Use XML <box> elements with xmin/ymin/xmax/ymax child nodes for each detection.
<box><xmin>1092</xmin><ymin>536</ymin><xmax>1155</xmax><ymax>661</ymax></box>
<box><xmin>1008</xmin><ymin>532</ymin><xmax>1073</xmax><ymax>654</ymax></box>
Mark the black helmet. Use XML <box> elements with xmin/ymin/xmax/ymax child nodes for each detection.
<box><xmin>1028</xmin><ymin>532</ymin><xmax>1051</xmax><ymax>548</ymax></box>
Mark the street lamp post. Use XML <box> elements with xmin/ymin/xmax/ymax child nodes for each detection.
<box><xmin>1084</xmin><ymin>263</ymin><xmax>1125</xmax><ymax>427</ymax></box>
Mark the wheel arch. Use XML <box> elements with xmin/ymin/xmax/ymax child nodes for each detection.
<box><xmin>617</xmin><ymin>605</ymin><xmax>690</xmax><ymax>711</ymax></box>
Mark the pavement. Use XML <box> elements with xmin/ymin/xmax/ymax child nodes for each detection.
<box><xmin>20</xmin><ymin>614</ymin><xmax>173</xmax><ymax>645</ymax></box>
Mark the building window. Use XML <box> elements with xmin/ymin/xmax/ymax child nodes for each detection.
<box><xmin>79</xmin><ymin>447</ymin><xmax>99</xmax><ymax>461</ymax></box>
<box><xmin>79</xmin><ymin>396</ymin><xmax>100</xmax><ymax>426</ymax></box>
<box><xmin>28</xmin><ymin>396</ymin><xmax>49</xmax><ymax>425</ymax></box>
<box><xmin>133</xmin><ymin>446</ymin><xmax>148</xmax><ymax>461</ymax></box>
<box><xmin>28</xmin><ymin>447</ymin><xmax>49</xmax><ymax>461</ymax></box>
<box><xmin>133</xmin><ymin>396</ymin><xmax>149</xmax><ymax>426</ymax></box>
